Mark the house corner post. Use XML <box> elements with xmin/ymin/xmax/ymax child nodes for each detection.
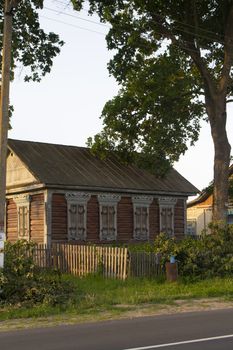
<box><xmin>44</xmin><ymin>190</ymin><xmax>52</xmax><ymax>247</ymax></box>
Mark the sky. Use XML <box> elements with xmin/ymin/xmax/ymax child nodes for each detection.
<box><xmin>9</xmin><ymin>0</ymin><xmax>233</xmax><ymax>194</ymax></box>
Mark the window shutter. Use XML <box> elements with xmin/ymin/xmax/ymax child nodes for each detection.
<box><xmin>132</xmin><ymin>196</ymin><xmax>152</xmax><ymax>240</ymax></box>
<box><xmin>158</xmin><ymin>197</ymin><xmax>177</xmax><ymax>237</ymax></box>
<box><xmin>160</xmin><ymin>207</ymin><xmax>167</xmax><ymax>233</ymax></box>
<box><xmin>14</xmin><ymin>195</ymin><xmax>31</xmax><ymax>240</ymax></box>
<box><xmin>66</xmin><ymin>193</ymin><xmax>90</xmax><ymax>241</ymax></box>
<box><xmin>18</xmin><ymin>206</ymin><xmax>29</xmax><ymax>238</ymax></box>
<box><xmin>98</xmin><ymin>194</ymin><xmax>120</xmax><ymax>241</ymax></box>
<box><xmin>166</xmin><ymin>207</ymin><xmax>173</xmax><ymax>236</ymax></box>
<box><xmin>77</xmin><ymin>205</ymin><xmax>85</xmax><ymax>237</ymax></box>
<box><xmin>68</xmin><ymin>204</ymin><xmax>78</xmax><ymax>239</ymax></box>
<box><xmin>108</xmin><ymin>206</ymin><xmax>115</xmax><ymax>236</ymax></box>
<box><xmin>19</xmin><ymin>207</ymin><xmax>24</xmax><ymax>237</ymax></box>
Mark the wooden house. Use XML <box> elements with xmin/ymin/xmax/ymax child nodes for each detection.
<box><xmin>6</xmin><ymin>139</ymin><xmax>198</xmax><ymax>245</ymax></box>
<box><xmin>187</xmin><ymin>165</ymin><xmax>233</xmax><ymax>235</ymax></box>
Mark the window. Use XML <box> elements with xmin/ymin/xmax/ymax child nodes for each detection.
<box><xmin>132</xmin><ymin>196</ymin><xmax>153</xmax><ymax>240</ymax></box>
<box><xmin>18</xmin><ymin>206</ymin><xmax>29</xmax><ymax>238</ymax></box>
<box><xmin>158</xmin><ymin>197</ymin><xmax>177</xmax><ymax>237</ymax></box>
<box><xmin>186</xmin><ymin>219</ymin><xmax>197</xmax><ymax>236</ymax></box>
<box><xmin>228</xmin><ymin>215</ymin><xmax>233</xmax><ymax>225</ymax></box>
<box><xmin>98</xmin><ymin>194</ymin><xmax>121</xmax><ymax>241</ymax></box>
<box><xmin>14</xmin><ymin>195</ymin><xmax>31</xmax><ymax>239</ymax></box>
<box><xmin>66</xmin><ymin>192</ymin><xmax>91</xmax><ymax>241</ymax></box>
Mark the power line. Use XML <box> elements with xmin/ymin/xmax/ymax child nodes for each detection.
<box><xmin>44</xmin><ymin>6</ymin><xmax>110</xmax><ymax>28</ymax></box>
<box><xmin>40</xmin><ymin>15</ymin><xmax>106</xmax><ymax>35</ymax></box>
<box><xmin>47</xmin><ymin>0</ymin><xmax>226</xmax><ymax>42</ymax></box>
<box><xmin>41</xmin><ymin>3</ymin><xmax>228</xmax><ymax>54</ymax></box>
<box><xmin>49</xmin><ymin>0</ymin><xmax>89</xmax><ymax>13</ymax></box>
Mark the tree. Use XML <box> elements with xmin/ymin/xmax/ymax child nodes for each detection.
<box><xmin>0</xmin><ymin>0</ymin><xmax>63</xmax><ymax>245</ymax></box>
<box><xmin>0</xmin><ymin>0</ymin><xmax>64</xmax><ymax>82</ymax></box>
<box><xmin>73</xmin><ymin>0</ymin><xmax>232</xmax><ymax>222</ymax></box>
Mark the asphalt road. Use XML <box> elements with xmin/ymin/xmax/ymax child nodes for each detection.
<box><xmin>0</xmin><ymin>309</ymin><xmax>233</xmax><ymax>350</ymax></box>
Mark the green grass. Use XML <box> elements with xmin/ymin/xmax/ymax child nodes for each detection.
<box><xmin>1</xmin><ymin>275</ymin><xmax>233</xmax><ymax>322</ymax></box>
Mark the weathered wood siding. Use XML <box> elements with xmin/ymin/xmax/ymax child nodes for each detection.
<box><xmin>174</xmin><ymin>199</ymin><xmax>185</xmax><ymax>238</ymax></box>
<box><xmin>6</xmin><ymin>152</ymin><xmax>38</xmax><ymax>188</ymax></box>
<box><xmin>6</xmin><ymin>194</ymin><xmax>45</xmax><ymax>243</ymax></box>
<box><xmin>51</xmin><ymin>194</ymin><xmax>67</xmax><ymax>242</ymax></box>
<box><xmin>50</xmin><ymin>193</ymin><xmax>186</xmax><ymax>243</ymax></box>
<box><xmin>196</xmin><ymin>194</ymin><xmax>213</xmax><ymax>207</ymax></box>
<box><xmin>86</xmin><ymin>195</ymin><xmax>99</xmax><ymax>242</ymax></box>
<box><xmin>30</xmin><ymin>193</ymin><xmax>44</xmax><ymax>243</ymax></box>
<box><xmin>149</xmin><ymin>198</ymin><xmax>160</xmax><ymax>240</ymax></box>
<box><xmin>6</xmin><ymin>199</ymin><xmax>18</xmax><ymax>242</ymax></box>
<box><xmin>117</xmin><ymin>197</ymin><xmax>133</xmax><ymax>242</ymax></box>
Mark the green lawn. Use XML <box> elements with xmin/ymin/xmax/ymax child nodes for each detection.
<box><xmin>1</xmin><ymin>275</ymin><xmax>233</xmax><ymax>322</ymax></box>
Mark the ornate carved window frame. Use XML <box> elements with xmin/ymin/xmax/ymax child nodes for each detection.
<box><xmin>98</xmin><ymin>194</ymin><xmax>121</xmax><ymax>241</ymax></box>
<box><xmin>65</xmin><ymin>192</ymin><xmax>91</xmax><ymax>241</ymax></box>
<box><xmin>132</xmin><ymin>196</ymin><xmax>153</xmax><ymax>240</ymax></box>
<box><xmin>13</xmin><ymin>195</ymin><xmax>31</xmax><ymax>240</ymax></box>
<box><xmin>158</xmin><ymin>197</ymin><xmax>177</xmax><ymax>237</ymax></box>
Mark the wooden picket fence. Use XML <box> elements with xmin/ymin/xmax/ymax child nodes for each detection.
<box><xmin>129</xmin><ymin>251</ymin><xmax>162</xmax><ymax>278</ymax></box>
<box><xmin>33</xmin><ymin>243</ymin><xmax>128</xmax><ymax>280</ymax></box>
<box><xmin>28</xmin><ymin>243</ymin><xmax>162</xmax><ymax>280</ymax></box>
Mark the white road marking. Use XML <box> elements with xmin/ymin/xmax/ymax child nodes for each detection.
<box><xmin>123</xmin><ymin>334</ymin><xmax>233</xmax><ymax>350</ymax></box>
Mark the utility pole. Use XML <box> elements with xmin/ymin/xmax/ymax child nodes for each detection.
<box><xmin>0</xmin><ymin>0</ymin><xmax>20</xmax><ymax>267</ymax></box>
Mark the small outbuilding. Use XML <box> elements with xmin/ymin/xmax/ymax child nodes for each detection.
<box><xmin>187</xmin><ymin>165</ymin><xmax>233</xmax><ymax>236</ymax></box>
<box><xmin>6</xmin><ymin>139</ymin><xmax>198</xmax><ymax>244</ymax></box>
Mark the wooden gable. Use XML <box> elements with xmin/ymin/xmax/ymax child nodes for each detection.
<box><xmin>6</xmin><ymin>151</ymin><xmax>38</xmax><ymax>189</ymax></box>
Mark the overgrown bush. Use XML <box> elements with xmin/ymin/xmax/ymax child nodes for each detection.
<box><xmin>153</xmin><ymin>224</ymin><xmax>233</xmax><ymax>279</ymax></box>
<box><xmin>0</xmin><ymin>240</ymin><xmax>75</xmax><ymax>306</ymax></box>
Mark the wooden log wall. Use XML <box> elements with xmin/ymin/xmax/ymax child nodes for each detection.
<box><xmin>30</xmin><ymin>193</ymin><xmax>44</xmax><ymax>243</ymax></box>
<box><xmin>50</xmin><ymin>194</ymin><xmax>186</xmax><ymax>243</ymax></box>
<box><xmin>6</xmin><ymin>198</ymin><xmax>17</xmax><ymax>242</ymax></box>
<box><xmin>6</xmin><ymin>193</ymin><xmax>45</xmax><ymax>243</ymax></box>
<box><xmin>174</xmin><ymin>199</ymin><xmax>185</xmax><ymax>239</ymax></box>
<box><xmin>51</xmin><ymin>194</ymin><xmax>67</xmax><ymax>241</ymax></box>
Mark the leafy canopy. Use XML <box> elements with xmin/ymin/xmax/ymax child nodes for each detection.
<box><xmin>73</xmin><ymin>1</ymin><xmax>233</xmax><ymax>174</ymax></box>
<box><xmin>0</xmin><ymin>0</ymin><xmax>64</xmax><ymax>82</ymax></box>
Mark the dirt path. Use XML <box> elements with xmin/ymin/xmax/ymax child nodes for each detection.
<box><xmin>1</xmin><ymin>298</ymin><xmax>233</xmax><ymax>332</ymax></box>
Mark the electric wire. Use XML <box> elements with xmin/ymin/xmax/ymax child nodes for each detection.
<box><xmin>40</xmin><ymin>15</ymin><xmax>106</xmax><ymax>35</ymax></box>
<box><xmin>47</xmin><ymin>0</ymin><xmax>227</xmax><ymax>42</ymax></box>
<box><xmin>44</xmin><ymin>6</ymin><xmax>110</xmax><ymax>28</ymax></box>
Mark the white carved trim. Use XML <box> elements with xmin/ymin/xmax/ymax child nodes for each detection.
<box><xmin>65</xmin><ymin>192</ymin><xmax>91</xmax><ymax>205</ymax></box>
<box><xmin>158</xmin><ymin>197</ymin><xmax>177</xmax><ymax>206</ymax></box>
<box><xmin>13</xmin><ymin>194</ymin><xmax>31</xmax><ymax>206</ymax></box>
<box><xmin>132</xmin><ymin>195</ymin><xmax>153</xmax><ymax>207</ymax></box>
<box><xmin>98</xmin><ymin>194</ymin><xmax>121</xmax><ymax>241</ymax></box>
<box><xmin>98</xmin><ymin>194</ymin><xmax>121</xmax><ymax>205</ymax></box>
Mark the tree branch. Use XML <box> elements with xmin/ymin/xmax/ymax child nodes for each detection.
<box><xmin>219</xmin><ymin>4</ymin><xmax>233</xmax><ymax>94</ymax></box>
<box><xmin>151</xmin><ymin>13</ymin><xmax>216</xmax><ymax>99</ymax></box>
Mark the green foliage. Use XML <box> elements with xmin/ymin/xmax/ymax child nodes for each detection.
<box><xmin>201</xmin><ymin>177</ymin><xmax>233</xmax><ymax>200</ymax></box>
<box><xmin>0</xmin><ymin>0</ymin><xmax>64</xmax><ymax>82</ymax></box>
<box><xmin>0</xmin><ymin>240</ymin><xmax>74</xmax><ymax>306</ymax></box>
<box><xmin>74</xmin><ymin>1</ymin><xmax>232</xmax><ymax>175</ymax></box>
<box><xmin>152</xmin><ymin>226</ymin><xmax>233</xmax><ymax>279</ymax></box>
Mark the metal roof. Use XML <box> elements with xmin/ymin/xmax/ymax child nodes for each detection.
<box><xmin>187</xmin><ymin>164</ymin><xmax>233</xmax><ymax>207</ymax></box>
<box><xmin>8</xmin><ymin>139</ymin><xmax>198</xmax><ymax>195</ymax></box>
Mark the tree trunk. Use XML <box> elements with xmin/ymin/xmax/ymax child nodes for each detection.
<box><xmin>206</xmin><ymin>94</ymin><xmax>231</xmax><ymax>223</ymax></box>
